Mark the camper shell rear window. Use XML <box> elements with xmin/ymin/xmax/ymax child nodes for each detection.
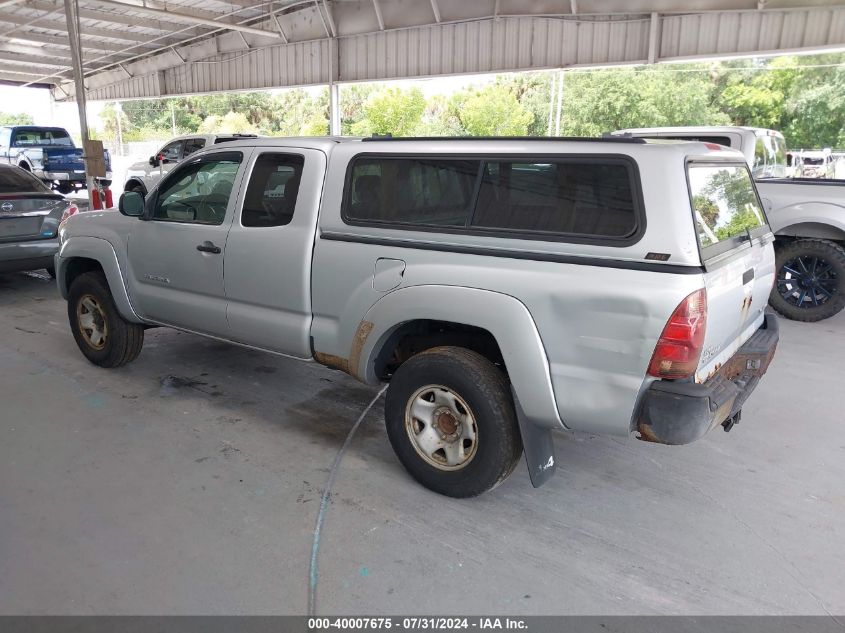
<box><xmin>342</xmin><ymin>154</ymin><xmax>645</xmax><ymax>246</ymax></box>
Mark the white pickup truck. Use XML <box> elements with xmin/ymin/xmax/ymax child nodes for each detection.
<box><xmin>616</xmin><ymin>127</ymin><xmax>845</xmax><ymax>322</ymax></box>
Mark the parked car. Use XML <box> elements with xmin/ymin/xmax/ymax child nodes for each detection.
<box><xmin>0</xmin><ymin>163</ymin><xmax>78</xmax><ymax>276</ymax></box>
<box><xmin>614</xmin><ymin>126</ymin><xmax>845</xmax><ymax>322</ymax></box>
<box><xmin>55</xmin><ymin>137</ymin><xmax>779</xmax><ymax>497</ymax></box>
<box><xmin>123</xmin><ymin>133</ymin><xmax>258</xmax><ymax>196</ymax></box>
<box><xmin>798</xmin><ymin>150</ymin><xmax>835</xmax><ymax>179</ymax></box>
<box><xmin>0</xmin><ymin>125</ymin><xmax>112</xmax><ymax>194</ymax></box>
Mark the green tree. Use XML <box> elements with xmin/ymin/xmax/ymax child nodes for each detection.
<box><xmin>560</xmin><ymin>66</ymin><xmax>730</xmax><ymax>136</ymax></box>
<box><xmin>340</xmin><ymin>83</ymin><xmax>377</xmax><ymax>135</ymax></box>
<box><xmin>712</xmin><ymin>57</ymin><xmax>797</xmax><ymax>130</ymax></box>
<box><xmin>454</xmin><ymin>84</ymin><xmax>534</xmax><ymax>136</ymax></box>
<box><xmin>0</xmin><ymin>112</ymin><xmax>34</xmax><ymax>125</ymax></box>
<box><xmin>197</xmin><ymin>111</ymin><xmax>258</xmax><ymax>134</ymax></box>
<box><xmin>97</xmin><ymin>103</ymin><xmax>131</xmax><ymax>145</ymax></box>
<box><xmin>269</xmin><ymin>88</ymin><xmax>328</xmax><ymax>136</ymax></box>
<box><xmin>782</xmin><ymin>55</ymin><xmax>845</xmax><ymax>148</ymax></box>
<box><xmin>496</xmin><ymin>72</ymin><xmax>552</xmax><ymax>136</ymax></box>
<box><xmin>351</xmin><ymin>87</ymin><xmax>426</xmax><ymax>137</ymax></box>
<box><xmin>693</xmin><ymin>194</ymin><xmax>720</xmax><ymax>227</ymax></box>
<box><xmin>120</xmin><ymin>99</ymin><xmax>200</xmax><ymax>135</ymax></box>
<box><xmin>413</xmin><ymin>93</ymin><xmax>466</xmax><ymax>136</ymax></box>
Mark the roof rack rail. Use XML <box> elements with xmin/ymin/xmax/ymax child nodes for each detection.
<box><xmin>361</xmin><ymin>135</ymin><xmax>646</xmax><ymax>143</ymax></box>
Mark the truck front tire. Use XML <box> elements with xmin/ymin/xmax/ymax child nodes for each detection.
<box><xmin>384</xmin><ymin>346</ymin><xmax>523</xmax><ymax>498</ymax></box>
<box><xmin>68</xmin><ymin>271</ymin><xmax>144</xmax><ymax>368</ymax></box>
<box><xmin>769</xmin><ymin>239</ymin><xmax>845</xmax><ymax>322</ymax></box>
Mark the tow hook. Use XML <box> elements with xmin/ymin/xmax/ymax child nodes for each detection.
<box><xmin>722</xmin><ymin>411</ymin><xmax>742</xmax><ymax>432</ymax></box>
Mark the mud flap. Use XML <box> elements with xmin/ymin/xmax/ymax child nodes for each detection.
<box><xmin>511</xmin><ymin>388</ymin><xmax>557</xmax><ymax>488</ymax></box>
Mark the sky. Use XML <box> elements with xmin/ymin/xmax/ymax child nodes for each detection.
<box><xmin>0</xmin><ymin>85</ymin><xmax>104</xmax><ymax>133</ymax></box>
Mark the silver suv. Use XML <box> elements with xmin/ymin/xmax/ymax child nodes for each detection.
<box><xmin>55</xmin><ymin>137</ymin><xmax>779</xmax><ymax>497</ymax></box>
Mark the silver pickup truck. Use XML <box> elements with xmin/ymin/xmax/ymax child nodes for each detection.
<box><xmin>616</xmin><ymin>126</ymin><xmax>845</xmax><ymax>322</ymax></box>
<box><xmin>55</xmin><ymin>137</ymin><xmax>779</xmax><ymax>497</ymax></box>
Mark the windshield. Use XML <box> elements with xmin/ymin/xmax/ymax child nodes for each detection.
<box><xmin>12</xmin><ymin>129</ymin><xmax>73</xmax><ymax>147</ymax></box>
<box><xmin>752</xmin><ymin>134</ymin><xmax>787</xmax><ymax>179</ymax></box>
<box><xmin>803</xmin><ymin>157</ymin><xmax>824</xmax><ymax>165</ymax></box>
<box><xmin>688</xmin><ymin>164</ymin><xmax>768</xmax><ymax>251</ymax></box>
<box><xmin>0</xmin><ymin>167</ymin><xmax>52</xmax><ymax>193</ymax></box>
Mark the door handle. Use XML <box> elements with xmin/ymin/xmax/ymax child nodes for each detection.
<box><xmin>196</xmin><ymin>241</ymin><xmax>221</xmax><ymax>254</ymax></box>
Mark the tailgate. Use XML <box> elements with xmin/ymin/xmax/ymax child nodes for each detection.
<box><xmin>45</xmin><ymin>147</ymin><xmax>85</xmax><ymax>171</ymax></box>
<box><xmin>687</xmin><ymin>162</ymin><xmax>776</xmax><ymax>383</ymax></box>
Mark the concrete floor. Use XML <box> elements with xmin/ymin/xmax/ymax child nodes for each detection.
<box><xmin>0</xmin><ymin>269</ymin><xmax>843</xmax><ymax>616</ymax></box>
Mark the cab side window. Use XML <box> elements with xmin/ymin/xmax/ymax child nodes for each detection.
<box><xmin>153</xmin><ymin>154</ymin><xmax>242</xmax><ymax>225</ymax></box>
<box><xmin>241</xmin><ymin>153</ymin><xmax>304</xmax><ymax>228</ymax></box>
<box><xmin>159</xmin><ymin>140</ymin><xmax>183</xmax><ymax>163</ymax></box>
<box><xmin>184</xmin><ymin>138</ymin><xmax>206</xmax><ymax>157</ymax></box>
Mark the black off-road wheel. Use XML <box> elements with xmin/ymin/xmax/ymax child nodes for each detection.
<box><xmin>68</xmin><ymin>271</ymin><xmax>144</xmax><ymax>368</ymax></box>
<box><xmin>384</xmin><ymin>346</ymin><xmax>523</xmax><ymax>498</ymax></box>
<box><xmin>769</xmin><ymin>239</ymin><xmax>845</xmax><ymax>322</ymax></box>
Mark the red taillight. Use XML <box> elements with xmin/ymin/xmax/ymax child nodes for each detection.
<box><xmin>648</xmin><ymin>288</ymin><xmax>708</xmax><ymax>380</ymax></box>
<box><xmin>704</xmin><ymin>142</ymin><xmax>723</xmax><ymax>150</ymax></box>
<box><xmin>60</xmin><ymin>204</ymin><xmax>79</xmax><ymax>224</ymax></box>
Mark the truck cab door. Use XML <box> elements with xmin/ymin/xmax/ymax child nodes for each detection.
<box><xmin>125</xmin><ymin>149</ymin><xmax>250</xmax><ymax>336</ymax></box>
<box><xmin>223</xmin><ymin>148</ymin><xmax>325</xmax><ymax>358</ymax></box>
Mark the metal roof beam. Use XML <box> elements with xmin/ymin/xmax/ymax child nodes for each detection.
<box><xmin>429</xmin><ymin>0</ymin><xmax>441</xmax><ymax>23</ymax></box>
<box><xmin>0</xmin><ymin>41</ymin><xmax>113</xmax><ymax>62</ymax></box>
<box><xmin>321</xmin><ymin>0</ymin><xmax>337</xmax><ymax>37</ymax></box>
<box><xmin>0</xmin><ymin>11</ymin><xmax>178</xmax><ymax>43</ymax></box>
<box><xmin>0</xmin><ymin>54</ymin><xmax>69</xmax><ymax>69</ymax></box>
<box><xmin>0</xmin><ymin>30</ymin><xmax>127</xmax><ymax>52</ymax></box>
<box><xmin>372</xmin><ymin>0</ymin><xmax>384</xmax><ymax>30</ymax></box>
<box><xmin>81</xmin><ymin>0</ymin><xmax>265</xmax><ymax>28</ymax></box>
<box><xmin>272</xmin><ymin>12</ymin><xmax>289</xmax><ymax>43</ymax></box>
<box><xmin>12</xmin><ymin>1</ymin><xmax>188</xmax><ymax>32</ymax></box>
<box><xmin>0</xmin><ymin>66</ymin><xmax>53</xmax><ymax>79</ymax></box>
<box><xmin>84</xmin><ymin>0</ymin><xmax>283</xmax><ymax>39</ymax></box>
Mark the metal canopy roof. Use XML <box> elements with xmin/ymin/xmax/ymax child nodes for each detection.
<box><xmin>0</xmin><ymin>0</ymin><xmax>843</xmax><ymax>101</ymax></box>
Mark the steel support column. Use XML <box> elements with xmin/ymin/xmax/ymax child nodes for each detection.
<box><xmin>328</xmin><ymin>35</ymin><xmax>340</xmax><ymax>136</ymax></box>
<box><xmin>63</xmin><ymin>0</ymin><xmax>94</xmax><ymax>208</ymax></box>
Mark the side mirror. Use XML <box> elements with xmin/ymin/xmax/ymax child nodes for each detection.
<box><xmin>118</xmin><ymin>191</ymin><xmax>145</xmax><ymax>217</ymax></box>
<box><xmin>149</xmin><ymin>155</ymin><xmax>158</xmax><ymax>167</ymax></box>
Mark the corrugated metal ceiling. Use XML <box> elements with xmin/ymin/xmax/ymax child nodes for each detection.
<box><xmin>0</xmin><ymin>0</ymin><xmax>842</xmax><ymax>99</ymax></box>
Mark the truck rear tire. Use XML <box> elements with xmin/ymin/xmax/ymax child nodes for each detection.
<box><xmin>68</xmin><ymin>271</ymin><xmax>144</xmax><ymax>368</ymax></box>
<box><xmin>769</xmin><ymin>239</ymin><xmax>845</xmax><ymax>322</ymax></box>
<box><xmin>384</xmin><ymin>346</ymin><xmax>523</xmax><ymax>497</ymax></box>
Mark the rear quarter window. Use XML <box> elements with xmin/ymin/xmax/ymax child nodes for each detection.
<box><xmin>343</xmin><ymin>154</ymin><xmax>642</xmax><ymax>243</ymax></box>
<box><xmin>688</xmin><ymin>163</ymin><xmax>768</xmax><ymax>255</ymax></box>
